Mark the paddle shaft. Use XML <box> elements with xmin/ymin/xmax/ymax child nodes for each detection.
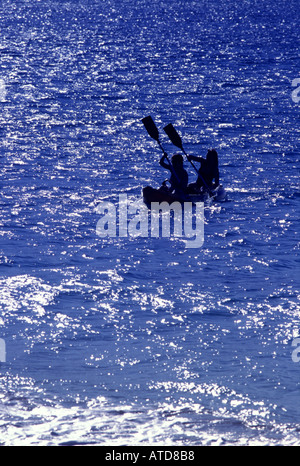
<box><xmin>142</xmin><ymin>116</ymin><xmax>182</xmax><ymax>187</ymax></box>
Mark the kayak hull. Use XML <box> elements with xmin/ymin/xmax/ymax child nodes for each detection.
<box><xmin>143</xmin><ymin>185</ymin><xmax>227</xmax><ymax>205</ymax></box>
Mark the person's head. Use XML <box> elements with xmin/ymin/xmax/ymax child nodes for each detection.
<box><xmin>171</xmin><ymin>153</ymin><xmax>184</xmax><ymax>168</ymax></box>
<box><xmin>206</xmin><ymin>149</ymin><xmax>218</xmax><ymax>167</ymax></box>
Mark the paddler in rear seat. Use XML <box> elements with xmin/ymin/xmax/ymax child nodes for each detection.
<box><xmin>159</xmin><ymin>153</ymin><xmax>188</xmax><ymax>195</ymax></box>
<box><xmin>187</xmin><ymin>149</ymin><xmax>220</xmax><ymax>192</ymax></box>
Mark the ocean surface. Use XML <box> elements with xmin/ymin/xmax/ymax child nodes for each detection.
<box><xmin>0</xmin><ymin>0</ymin><xmax>299</xmax><ymax>446</ymax></box>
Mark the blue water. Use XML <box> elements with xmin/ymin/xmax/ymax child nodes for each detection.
<box><xmin>0</xmin><ymin>0</ymin><xmax>299</xmax><ymax>446</ymax></box>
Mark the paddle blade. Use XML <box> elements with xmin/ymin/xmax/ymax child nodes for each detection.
<box><xmin>163</xmin><ymin>123</ymin><xmax>183</xmax><ymax>150</ymax></box>
<box><xmin>142</xmin><ymin>115</ymin><xmax>159</xmax><ymax>141</ymax></box>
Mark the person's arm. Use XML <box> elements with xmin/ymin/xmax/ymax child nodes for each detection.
<box><xmin>159</xmin><ymin>154</ymin><xmax>170</xmax><ymax>170</ymax></box>
<box><xmin>183</xmin><ymin>170</ymin><xmax>188</xmax><ymax>189</ymax></box>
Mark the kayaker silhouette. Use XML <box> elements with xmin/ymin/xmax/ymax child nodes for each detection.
<box><xmin>159</xmin><ymin>153</ymin><xmax>188</xmax><ymax>195</ymax></box>
<box><xmin>187</xmin><ymin>149</ymin><xmax>220</xmax><ymax>192</ymax></box>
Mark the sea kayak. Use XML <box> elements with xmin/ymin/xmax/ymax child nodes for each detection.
<box><xmin>143</xmin><ymin>184</ymin><xmax>227</xmax><ymax>206</ymax></box>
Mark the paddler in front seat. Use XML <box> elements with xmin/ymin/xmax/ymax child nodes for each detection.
<box><xmin>159</xmin><ymin>153</ymin><xmax>188</xmax><ymax>195</ymax></box>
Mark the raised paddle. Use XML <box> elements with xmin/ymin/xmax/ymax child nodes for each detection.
<box><xmin>141</xmin><ymin>115</ymin><xmax>181</xmax><ymax>186</ymax></box>
<box><xmin>163</xmin><ymin>123</ymin><xmax>213</xmax><ymax>195</ymax></box>
<box><xmin>142</xmin><ymin>116</ymin><xmax>169</xmax><ymax>161</ymax></box>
